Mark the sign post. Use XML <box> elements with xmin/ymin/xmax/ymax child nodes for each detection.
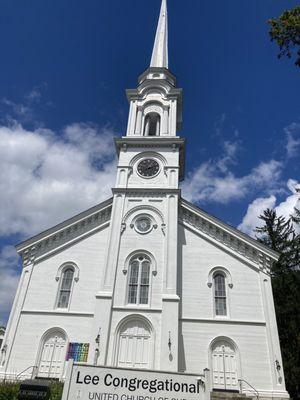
<box><xmin>62</xmin><ymin>364</ymin><xmax>206</xmax><ymax>400</ymax></box>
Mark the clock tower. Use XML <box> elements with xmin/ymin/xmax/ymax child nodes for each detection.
<box><xmin>92</xmin><ymin>0</ymin><xmax>185</xmax><ymax>371</ymax></box>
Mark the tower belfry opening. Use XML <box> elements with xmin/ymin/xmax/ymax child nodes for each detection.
<box><xmin>144</xmin><ymin>113</ymin><xmax>161</xmax><ymax>136</ymax></box>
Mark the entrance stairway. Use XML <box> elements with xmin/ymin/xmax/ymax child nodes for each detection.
<box><xmin>211</xmin><ymin>391</ymin><xmax>253</xmax><ymax>400</ymax></box>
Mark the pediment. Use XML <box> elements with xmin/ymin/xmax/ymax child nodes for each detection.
<box><xmin>179</xmin><ymin>198</ymin><xmax>278</xmax><ymax>272</ymax></box>
<box><xmin>16</xmin><ymin>198</ymin><xmax>113</xmax><ymax>266</ymax></box>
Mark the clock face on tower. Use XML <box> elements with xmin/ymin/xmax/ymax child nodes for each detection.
<box><xmin>137</xmin><ymin>158</ymin><xmax>160</xmax><ymax>177</ymax></box>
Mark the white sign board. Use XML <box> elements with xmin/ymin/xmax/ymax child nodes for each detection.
<box><xmin>62</xmin><ymin>363</ymin><xmax>206</xmax><ymax>400</ymax></box>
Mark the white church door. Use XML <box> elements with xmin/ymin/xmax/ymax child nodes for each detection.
<box><xmin>38</xmin><ymin>331</ymin><xmax>67</xmax><ymax>379</ymax></box>
<box><xmin>117</xmin><ymin>320</ymin><xmax>151</xmax><ymax>369</ymax></box>
<box><xmin>212</xmin><ymin>339</ymin><xmax>238</xmax><ymax>391</ymax></box>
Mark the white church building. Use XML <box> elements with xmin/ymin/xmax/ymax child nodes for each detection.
<box><xmin>0</xmin><ymin>1</ymin><xmax>289</xmax><ymax>398</ymax></box>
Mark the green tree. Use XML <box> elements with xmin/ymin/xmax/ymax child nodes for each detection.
<box><xmin>268</xmin><ymin>6</ymin><xmax>300</xmax><ymax>67</ymax></box>
<box><xmin>255</xmin><ymin>209</ymin><xmax>300</xmax><ymax>399</ymax></box>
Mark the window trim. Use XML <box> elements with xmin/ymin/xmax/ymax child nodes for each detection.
<box><xmin>124</xmin><ymin>251</ymin><xmax>156</xmax><ymax>307</ymax></box>
<box><xmin>207</xmin><ymin>266</ymin><xmax>232</xmax><ymax>319</ymax></box>
<box><xmin>123</xmin><ymin>250</ymin><xmax>157</xmax><ymax>277</ymax></box>
<box><xmin>213</xmin><ymin>272</ymin><xmax>227</xmax><ymax>317</ymax></box>
<box><xmin>132</xmin><ymin>213</ymin><xmax>157</xmax><ymax>234</ymax></box>
<box><xmin>55</xmin><ymin>262</ymin><xmax>79</xmax><ymax>310</ymax></box>
<box><xmin>127</xmin><ymin>255</ymin><xmax>151</xmax><ymax>306</ymax></box>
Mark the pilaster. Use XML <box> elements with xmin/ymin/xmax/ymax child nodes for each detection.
<box><xmin>160</xmin><ymin>295</ymin><xmax>180</xmax><ymax>371</ymax></box>
<box><xmin>1</xmin><ymin>262</ymin><xmax>34</xmax><ymax>375</ymax></box>
<box><xmin>90</xmin><ymin>192</ymin><xmax>126</xmax><ymax>366</ymax></box>
<box><xmin>164</xmin><ymin>193</ymin><xmax>179</xmax><ymax>294</ymax></box>
<box><xmin>259</xmin><ymin>270</ymin><xmax>288</xmax><ymax>396</ymax></box>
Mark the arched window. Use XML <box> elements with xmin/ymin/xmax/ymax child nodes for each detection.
<box><xmin>57</xmin><ymin>268</ymin><xmax>74</xmax><ymax>309</ymax></box>
<box><xmin>214</xmin><ymin>273</ymin><xmax>227</xmax><ymax>316</ymax></box>
<box><xmin>128</xmin><ymin>255</ymin><xmax>150</xmax><ymax>305</ymax></box>
<box><xmin>144</xmin><ymin>113</ymin><xmax>160</xmax><ymax>136</ymax></box>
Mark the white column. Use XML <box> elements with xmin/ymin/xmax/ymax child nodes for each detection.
<box><xmin>259</xmin><ymin>270</ymin><xmax>288</xmax><ymax>395</ymax></box>
<box><xmin>90</xmin><ymin>193</ymin><xmax>126</xmax><ymax>365</ymax></box>
<box><xmin>1</xmin><ymin>263</ymin><xmax>34</xmax><ymax>376</ymax></box>
<box><xmin>162</xmin><ymin>107</ymin><xmax>169</xmax><ymax>135</ymax></box>
<box><xmin>160</xmin><ymin>193</ymin><xmax>180</xmax><ymax>371</ymax></box>
<box><xmin>144</xmin><ymin>117</ymin><xmax>150</xmax><ymax>136</ymax></box>
<box><xmin>126</xmin><ymin>101</ymin><xmax>137</xmax><ymax>136</ymax></box>
<box><xmin>170</xmin><ymin>100</ymin><xmax>177</xmax><ymax>136</ymax></box>
<box><xmin>156</xmin><ymin>117</ymin><xmax>160</xmax><ymax>136</ymax></box>
<box><xmin>135</xmin><ymin>108</ymin><xmax>143</xmax><ymax>135</ymax></box>
<box><xmin>164</xmin><ymin>194</ymin><xmax>178</xmax><ymax>293</ymax></box>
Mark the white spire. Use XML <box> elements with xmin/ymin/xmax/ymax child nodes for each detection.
<box><xmin>150</xmin><ymin>0</ymin><xmax>168</xmax><ymax>69</ymax></box>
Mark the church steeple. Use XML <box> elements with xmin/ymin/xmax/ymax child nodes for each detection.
<box><xmin>150</xmin><ymin>0</ymin><xmax>168</xmax><ymax>69</ymax></box>
<box><xmin>123</xmin><ymin>0</ymin><xmax>183</xmax><ymax>145</ymax></box>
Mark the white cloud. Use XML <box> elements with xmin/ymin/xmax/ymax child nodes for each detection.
<box><xmin>238</xmin><ymin>179</ymin><xmax>300</xmax><ymax>237</ymax></box>
<box><xmin>182</xmin><ymin>156</ymin><xmax>283</xmax><ymax>204</ymax></box>
<box><xmin>216</xmin><ymin>140</ymin><xmax>240</xmax><ymax>173</ymax></box>
<box><xmin>1</xmin><ymin>98</ymin><xmax>31</xmax><ymax>119</ymax></box>
<box><xmin>285</xmin><ymin>122</ymin><xmax>300</xmax><ymax>158</ymax></box>
<box><xmin>237</xmin><ymin>196</ymin><xmax>277</xmax><ymax>237</ymax></box>
<box><xmin>0</xmin><ymin>246</ymin><xmax>20</xmax><ymax>326</ymax></box>
<box><xmin>1</xmin><ymin>84</ymin><xmax>46</xmax><ymax>122</ymax></box>
<box><xmin>0</xmin><ymin>121</ymin><xmax>117</xmax><ymax>237</ymax></box>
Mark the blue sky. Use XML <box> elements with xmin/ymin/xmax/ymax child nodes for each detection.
<box><xmin>0</xmin><ymin>0</ymin><xmax>299</xmax><ymax>325</ymax></box>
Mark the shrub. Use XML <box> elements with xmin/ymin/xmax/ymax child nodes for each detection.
<box><xmin>0</xmin><ymin>381</ymin><xmax>64</xmax><ymax>400</ymax></box>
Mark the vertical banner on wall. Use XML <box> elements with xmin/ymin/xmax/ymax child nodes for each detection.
<box><xmin>66</xmin><ymin>343</ymin><xmax>89</xmax><ymax>362</ymax></box>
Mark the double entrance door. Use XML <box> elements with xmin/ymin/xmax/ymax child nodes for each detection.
<box><xmin>38</xmin><ymin>332</ymin><xmax>67</xmax><ymax>379</ymax></box>
<box><xmin>116</xmin><ymin>320</ymin><xmax>151</xmax><ymax>369</ymax></box>
<box><xmin>212</xmin><ymin>340</ymin><xmax>238</xmax><ymax>391</ymax></box>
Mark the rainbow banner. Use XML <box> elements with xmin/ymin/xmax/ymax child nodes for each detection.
<box><xmin>66</xmin><ymin>342</ymin><xmax>89</xmax><ymax>362</ymax></box>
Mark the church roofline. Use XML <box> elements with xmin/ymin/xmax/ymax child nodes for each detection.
<box><xmin>16</xmin><ymin>197</ymin><xmax>113</xmax><ymax>253</ymax></box>
<box><xmin>180</xmin><ymin>198</ymin><xmax>279</xmax><ymax>263</ymax></box>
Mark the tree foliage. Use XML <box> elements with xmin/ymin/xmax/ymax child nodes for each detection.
<box><xmin>268</xmin><ymin>6</ymin><xmax>300</xmax><ymax>67</ymax></box>
<box><xmin>0</xmin><ymin>381</ymin><xmax>63</xmax><ymax>400</ymax></box>
<box><xmin>255</xmin><ymin>209</ymin><xmax>300</xmax><ymax>399</ymax></box>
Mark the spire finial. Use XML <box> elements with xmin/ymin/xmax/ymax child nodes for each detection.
<box><xmin>150</xmin><ymin>0</ymin><xmax>168</xmax><ymax>69</ymax></box>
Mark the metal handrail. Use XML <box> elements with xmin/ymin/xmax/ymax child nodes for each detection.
<box><xmin>16</xmin><ymin>365</ymin><xmax>38</xmax><ymax>380</ymax></box>
<box><xmin>238</xmin><ymin>379</ymin><xmax>259</xmax><ymax>400</ymax></box>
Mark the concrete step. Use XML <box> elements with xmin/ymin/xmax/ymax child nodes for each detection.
<box><xmin>211</xmin><ymin>391</ymin><xmax>250</xmax><ymax>400</ymax></box>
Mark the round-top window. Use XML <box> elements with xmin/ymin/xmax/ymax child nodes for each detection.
<box><xmin>135</xmin><ymin>216</ymin><xmax>152</xmax><ymax>234</ymax></box>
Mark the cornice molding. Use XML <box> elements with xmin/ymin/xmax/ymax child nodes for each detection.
<box><xmin>180</xmin><ymin>317</ymin><xmax>266</xmax><ymax>326</ymax></box>
<box><xmin>17</xmin><ymin>199</ymin><xmax>113</xmax><ymax>267</ymax></box>
<box><xmin>21</xmin><ymin>310</ymin><xmax>94</xmax><ymax>317</ymax></box>
<box><xmin>180</xmin><ymin>199</ymin><xmax>278</xmax><ymax>272</ymax></box>
<box><xmin>114</xmin><ymin>136</ymin><xmax>185</xmax><ymax>151</ymax></box>
<box><xmin>112</xmin><ymin>188</ymin><xmax>181</xmax><ymax>197</ymax></box>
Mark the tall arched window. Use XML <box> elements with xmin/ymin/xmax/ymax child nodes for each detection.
<box><xmin>214</xmin><ymin>273</ymin><xmax>227</xmax><ymax>316</ymax></box>
<box><xmin>144</xmin><ymin>113</ymin><xmax>160</xmax><ymax>136</ymax></box>
<box><xmin>57</xmin><ymin>268</ymin><xmax>74</xmax><ymax>309</ymax></box>
<box><xmin>128</xmin><ymin>255</ymin><xmax>150</xmax><ymax>305</ymax></box>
